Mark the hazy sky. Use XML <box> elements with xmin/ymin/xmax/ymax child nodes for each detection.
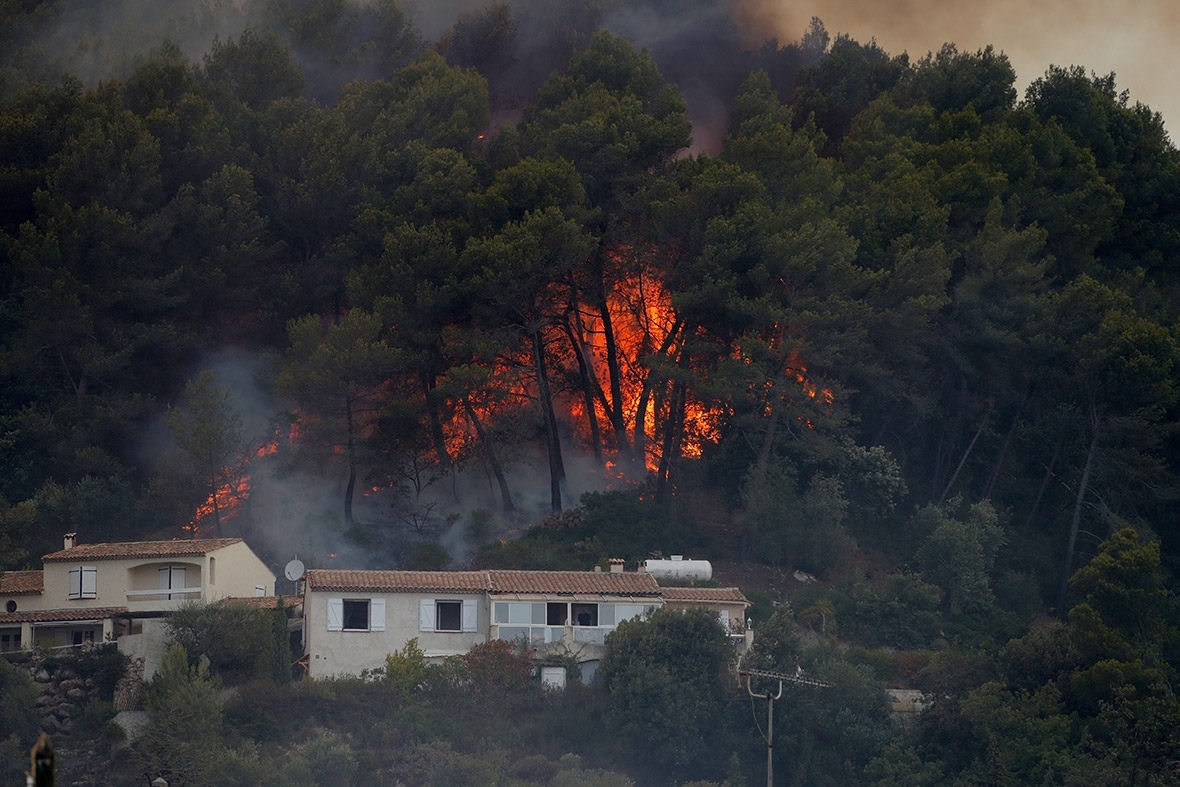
<box><xmin>739</xmin><ymin>0</ymin><xmax>1179</xmax><ymax>137</ymax></box>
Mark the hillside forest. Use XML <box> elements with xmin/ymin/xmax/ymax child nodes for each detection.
<box><xmin>2</xmin><ymin>0</ymin><xmax>1180</xmax><ymax>785</ymax></box>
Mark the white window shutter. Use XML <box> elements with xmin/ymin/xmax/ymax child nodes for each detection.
<box><xmin>462</xmin><ymin>599</ymin><xmax>477</xmax><ymax>632</ymax></box>
<box><xmin>419</xmin><ymin>599</ymin><xmax>435</xmax><ymax>632</ymax></box>
<box><xmin>159</xmin><ymin>567</ymin><xmax>171</xmax><ymax>589</ymax></box>
<box><xmin>718</xmin><ymin>609</ymin><xmax>730</xmax><ymax>631</ymax></box>
<box><xmin>327</xmin><ymin>598</ymin><xmax>343</xmax><ymax>631</ymax></box>
<box><xmin>370</xmin><ymin>598</ymin><xmax>386</xmax><ymax>632</ymax></box>
<box><xmin>69</xmin><ymin>567</ymin><xmax>82</xmax><ymax>599</ymax></box>
<box><xmin>81</xmin><ymin>567</ymin><xmax>97</xmax><ymax>598</ymax></box>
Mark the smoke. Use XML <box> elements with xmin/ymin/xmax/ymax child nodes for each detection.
<box><xmin>153</xmin><ymin>348</ymin><xmax>624</xmax><ymax>573</ymax></box>
<box><xmin>739</xmin><ymin>0</ymin><xmax>1179</xmax><ymax>135</ymax></box>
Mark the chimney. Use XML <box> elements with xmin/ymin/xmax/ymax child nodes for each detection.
<box><xmin>63</xmin><ymin>533</ymin><xmax>77</xmax><ymax>550</ymax></box>
<box><xmin>608</xmin><ymin>558</ymin><xmax>624</xmax><ymax>573</ymax></box>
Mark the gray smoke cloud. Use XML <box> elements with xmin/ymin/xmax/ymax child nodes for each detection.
<box><xmin>155</xmin><ymin>348</ymin><xmax>620</xmax><ymax>574</ymax></box>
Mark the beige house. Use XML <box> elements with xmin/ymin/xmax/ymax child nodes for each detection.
<box><xmin>0</xmin><ymin>534</ymin><xmax>276</xmax><ymax>675</ymax></box>
<box><xmin>302</xmin><ymin>565</ymin><xmax>749</xmax><ymax>680</ymax></box>
<box><xmin>659</xmin><ymin>586</ymin><xmax>751</xmax><ymax>638</ymax></box>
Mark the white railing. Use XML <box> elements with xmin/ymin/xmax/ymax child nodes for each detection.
<box><xmin>495</xmin><ymin>625</ymin><xmax>613</xmax><ymax>646</ymax></box>
<box><xmin>125</xmin><ymin>587</ymin><xmax>203</xmax><ymax>599</ymax></box>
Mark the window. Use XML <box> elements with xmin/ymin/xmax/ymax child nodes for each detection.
<box><xmin>5</xmin><ymin>600</ymin><xmax>15</xmax><ymax>613</ymax></box>
<box><xmin>72</xmin><ymin>630</ymin><xmax>95</xmax><ymax>647</ymax></box>
<box><xmin>326</xmin><ymin>598</ymin><xmax>385</xmax><ymax>632</ymax></box>
<box><xmin>343</xmin><ymin>600</ymin><xmax>369</xmax><ymax>630</ymax></box>
<box><xmin>158</xmin><ymin>566</ymin><xmax>186</xmax><ymax>600</ymax></box>
<box><xmin>418</xmin><ymin>599</ymin><xmax>477</xmax><ymax>633</ymax></box>
<box><xmin>0</xmin><ymin>632</ymin><xmax>20</xmax><ymax>652</ymax></box>
<box><xmin>493</xmin><ymin>602</ymin><xmax>545</xmax><ymax>625</ymax></box>
<box><xmin>209</xmin><ymin>557</ymin><xmax>216</xmax><ymax>585</ymax></box>
<box><xmin>436</xmin><ymin>601</ymin><xmax>461</xmax><ymax>631</ymax></box>
<box><xmin>68</xmin><ymin>566</ymin><xmax>97</xmax><ymax>599</ymax></box>
<box><xmin>571</xmin><ymin>603</ymin><xmax>598</xmax><ymax>627</ymax></box>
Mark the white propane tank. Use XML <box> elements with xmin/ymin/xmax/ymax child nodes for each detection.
<box><xmin>640</xmin><ymin>555</ymin><xmax>713</xmax><ymax>582</ymax></box>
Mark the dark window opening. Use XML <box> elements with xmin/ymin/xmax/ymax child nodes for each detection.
<box><xmin>436</xmin><ymin>601</ymin><xmax>462</xmax><ymax>632</ymax></box>
<box><xmin>571</xmin><ymin>603</ymin><xmax>598</xmax><ymax>626</ymax></box>
<box><xmin>72</xmin><ymin>630</ymin><xmax>94</xmax><ymax>646</ymax></box>
<box><xmin>547</xmin><ymin>602</ymin><xmax>567</xmax><ymax>626</ymax></box>
<box><xmin>342</xmin><ymin>599</ymin><xmax>370</xmax><ymax>631</ymax></box>
<box><xmin>5</xmin><ymin>600</ymin><xmax>15</xmax><ymax>613</ymax></box>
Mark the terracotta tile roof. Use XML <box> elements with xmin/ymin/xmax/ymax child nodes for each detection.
<box><xmin>43</xmin><ymin>538</ymin><xmax>243</xmax><ymax>562</ymax></box>
<box><xmin>487</xmin><ymin>570</ymin><xmax>662</xmax><ymax>597</ymax></box>
<box><xmin>1</xmin><ymin>570</ymin><xmax>43</xmax><ymax>595</ymax></box>
<box><xmin>0</xmin><ymin>606</ymin><xmax>128</xmax><ymax>624</ymax></box>
<box><xmin>659</xmin><ymin>586</ymin><xmax>750</xmax><ymax>605</ymax></box>
<box><xmin>306</xmin><ymin>570</ymin><xmax>490</xmax><ymax>593</ymax></box>
<box><xmin>305</xmin><ymin>568</ymin><xmax>664</xmax><ymax>597</ymax></box>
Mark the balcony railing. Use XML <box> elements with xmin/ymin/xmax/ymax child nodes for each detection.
<box><xmin>125</xmin><ymin>587</ymin><xmax>203</xmax><ymax>601</ymax></box>
<box><xmin>495</xmin><ymin>625</ymin><xmax>613</xmax><ymax>647</ymax></box>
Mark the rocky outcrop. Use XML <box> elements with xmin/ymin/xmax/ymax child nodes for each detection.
<box><xmin>23</xmin><ymin>651</ymin><xmax>106</xmax><ymax>737</ymax></box>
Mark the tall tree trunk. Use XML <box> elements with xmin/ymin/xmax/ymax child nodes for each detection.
<box><xmin>561</xmin><ymin>305</ymin><xmax>605</xmax><ymax>466</ymax></box>
<box><xmin>655</xmin><ymin>351</ymin><xmax>690</xmax><ymax>507</ymax></box>
<box><xmin>344</xmin><ymin>396</ymin><xmax>356</xmax><ymax>530</ymax></box>
<box><xmin>1022</xmin><ymin>440</ymin><xmax>1060</xmax><ymax>535</ymax></box>
<box><xmin>632</xmin><ymin>318</ymin><xmax>685</xmax><ymax>476</ymax></box>
<box><xmin>420</xmin><ymin>372</ymin><xmax>453</xmax><ymax>476</ymax></box>
<box><xmin>590</xmin><ymin>249</ymin><xmax>632</xmax><ymax>466</ymax></box>
<box><xmin>938</xmin><ymin>401</ymin><xmax>993</xmax><ymax>504</ymax></box>
<box><xmin>984</xmin><ymin>391</ymin><xmax>1028</xmax><ymax>500</ymax></box>
<box><xmin>463</xmin><ymin>398</ymin><xmax>514</xmax><ymax>513</ymax></box>
<box><xmin>532</xmin><ymin>328</ymin><xmax>565</xmax><ymax>512</ymax></box>
<box><xmin>1058</xmin><ymin>414</ymin><xmax>1100</xmax><ymax>611</ymax></box>
<box><xmin>751</xmin><ymin>329</ymin><xmax>791</xmax><ymax>489</ymax></box>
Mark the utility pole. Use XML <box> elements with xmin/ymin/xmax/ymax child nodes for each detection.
<box><xmin>740</xmin><ymin>667</ymin><xmax>832</xmax><ymax>787</ymax></box>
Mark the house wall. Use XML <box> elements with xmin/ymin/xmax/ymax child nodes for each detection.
<box><xmin>203</xmin><ymin>542</ymin><xmax>275</xmax><ymax>601</ymax></box>
<box><xmin>305</xmin><ymin>590</ymin><xmax>489</xmax><ymax>678</ymax></box>
<box><xmin>38</xmin><ymin>542</ymin><xmax>274</xmax><ymax>614</ymax></box>
<box><xmin>662</xmin><ymin>599</ymin><xmax>749</xmax><ymax>633</ymax></box>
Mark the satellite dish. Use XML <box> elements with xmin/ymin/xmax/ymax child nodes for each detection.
<box><xmin>284</xmin><ymin>558</ymin><xmax>306</xmax><ymax>581</ymax></box>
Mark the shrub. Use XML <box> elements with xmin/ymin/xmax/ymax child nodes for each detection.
<box><xmin>463</xmin><ymin>639</ymin><xmax>532</xmax><ymax>692</ymax></box>
<box><xmin>0</xmin><ymin>657</ymin><xmax>39</xmax><ymax>750</ymax></box>
<box><xmin>165</xmin><ymin>601</ymin><xmax>274</xmax><ymax>683</ymax></box>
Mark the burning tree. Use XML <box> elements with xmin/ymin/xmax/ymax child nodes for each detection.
<box><xmin>166</xmin><ymin>371</ymin><xmax>247</xmax><ymax>537</ymax></box>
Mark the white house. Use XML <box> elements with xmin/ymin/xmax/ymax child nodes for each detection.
<box><xmin>0</xmin><ymin>534</ymin><xmax>276</xmax><ymax>676</ymax></box>
<box><xmin>302</xmin><ymin>565</ymin><xmax>749</xmax><ymax>680</ymax></box>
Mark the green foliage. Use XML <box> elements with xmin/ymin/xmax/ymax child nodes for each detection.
<box><xmin>474</xmin><ymin>490</ymin><xmax>693</xmax><ymax>569</ymax></box>
<box><xmin>0</xmin><ymin>656</ymin><xmax>39</xmax><ymax>757</ymax></box>
<box><xmin>914</xmin><ymin>499</ymin><xmax>1005</xmax><ymax>612</ymax></box>
<box><xmin>462</xmin><ymin>639</ymin><xmax>532</xmax><ymax>693</ymax></box>
<box><xmin>139</xmin><ymin>645</ymin><xmax>225</xmax><ymax>786</ymax></box>
<box><xmin>3</xmin><ymin>8</ymin><xmax>1180</xmax><ymax>783</ymax></box>
<box><xmin>68</xmin><ymin>642</ymin><xmax>129</xmax><ymax>699</ymax></box>
<box><xmin>741</xmin><ymin>608</ymin><xmax>802</xmax><ymax>674</ymax></box>
<box><xmin>1067</xmin><ymin>528</ymin><xmax>1176</xmax><ymax>663</ymax></box>
<box><xmin>270</xmin><ymin>596</ymin><xmax>293</xmax><ymax>685</ymax></box>
<box><xmin>200</xmin><ymin>28</ymin><xmax>305</xmax><ymax>109</ymax></box>
<box><xmin>598</xmin><ymin>607</ymin><xmax>734</xmax><ymax>781</ymax></box>
<box><xmin>382</xmin><ymin>637</ymin><xmax>431</xmax><ymax>696</ymax></box>
<box><xmin>742</xmin><ymin>460</ymin><xmax>856</xmax><ymax>573</ymax></box>
<box><xmin>411</xmin><ymin>542</ymin><xmax>452</xmax><ymax>570</ymax></box>
<box><xmin>165</xmin><ymin>601</ymin><xmax>275</xmax><ymax>684</ymax></box>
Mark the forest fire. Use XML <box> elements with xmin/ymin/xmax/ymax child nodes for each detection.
<box><xmin>183</xmin><ymin>259</ymin><xmax>832</xmax><ymax>532</ymax></box>
<box><xmin>433</xmin><ymin>248</ymin><xmax>826</xmax><ymax>487</ymax></box>
<box><xmin>184</xmin><ymin>426</ymin><xmax>294</xmax><ymax>537</ymax></box>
